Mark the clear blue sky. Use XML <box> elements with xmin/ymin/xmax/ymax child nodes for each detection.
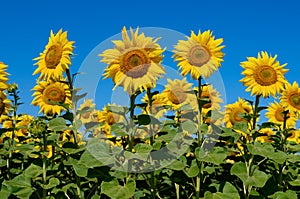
<box><xmin>1</xmin><ymin>0</ymin><xmax>300</xmax><ymax>117</ymax></box>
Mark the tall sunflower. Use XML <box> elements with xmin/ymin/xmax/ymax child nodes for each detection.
<box><xmin>287</xmin><ymin>129</ymin><xmax>300</xmax><ymax>144</ymax></box>
<box><xmin>224</xmin><ymin>98</ymin><xmax>253</xmax><ymax>128</ymax></box>
<box><xmin>32</xmin><ymin>81</ymin><xmax>72</xmax><ymax>116</ymax></box>
<box><xmin>281</xmin><ymin>81</ymin><xmax>300</xmax><ymax>115</ymax></box>
<box><xmin>240</xmin><ymin>51</ymin><xmax>288</xmax><ymax>98</ymax></box>
<box><xmin>33</xmin><ymin>29</ymin><xmax>74</xmax><ymax>81</ymax></box>
<box><xmin>99</xmin><ymin>27</ymin><xmax>165</xmax><ymax>95</ymax></box>
<box><xmin>77</xmin><ymin>99</ymin><xmax>96</xmax><ymax>124</ymax></box>
<box><xmin>173</xmin><ymin>30</ymin><xmax>225</xmax><ymax>80</ymax></box>
<box><xmin>142</xmin><ymin>93</ymin><xmax>166</xmax><ymax>118</ymax></box>
<box><xmin>0</xmin><ymin>62</ymin><xmax>9</xmax><ymax>90</ymax></box>
<box><xmin>265</xmin><ymin>101</ymin><xmax>296</xmax><ymax>128</ymax></box>
<box><xmin>159</xmin><ymin>78</ymin><xmax>197</xmax><ymax>110</ymax></box>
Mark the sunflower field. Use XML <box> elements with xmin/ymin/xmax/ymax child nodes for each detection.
<box><xmin>0</xmin><ymin>27</ymin><xmax>300</xmax><ymax>199</ymax></box>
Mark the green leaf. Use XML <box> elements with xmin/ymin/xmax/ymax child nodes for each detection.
<box><xmin>271</xmin><ymin>190</ymin><xmax>298</xmax><ymax>199</ymax></box>
<box><xmin>73</xmin><ymin>163</ymin><xmax>88</xmax><ymax>177</ymax></box>
<box><xmin>110</xmin><ymin>123</ymin><xmax>128</xmax><ymax>136</ymax></box>
<box><xmin>220</xmin><ymin>127</ymin><xmax>241</xmax><ymax>143</ymax></box>
<box><xmin>230</xmin><ymin>162</ymin><xmax>269</xmax><ymax>187</ymax></box>
<box><xmin>233</xmin><ymin>122</ymin><xmax>248</xmax><ymax>133</ymax></box>
<box><xmin>166</xmin><ymin>159</ymin><xmax>186</xmax><ymax>171</ymax></box>
<box><xmin>182</xmin><ymin>120</ymin><xmax>197</xmax><ymax>134</ymax></box>
<box><xmin>78</xmin><ymin>150</ymin><xmax>105</xmax><ymax>168</ymax></box>
<box><xmin>137</xmin><ymin>114</ymin><xmax>151</xmax><ymax>125</ymax></box>
<box><xmin>48</xmin><ymin>117</ymin><xmax>69</xmax><ymax>131</ymax></box>
<box><xmin>23</xmin><ymin>164</ymin><xmax>43</xmax><ymax>178</ymax></box>
<box><xmin>134</xmin><ymin>143</ymin><xmax>153</xmax><ymax>154</ymax></box>
<box><xmin>44</xmin><ymin>178</ymin><xmax>60</xmax><ymax>189</ymax></box>
<box><xmin>196</xmin><ymin>147</ymin><xmax>227</xmax><ymax>165</ymax></box>
<box><xmin>184</xmin><ymin>159</ymin><xmax>199</xmax><ymax>177</ymax></box>
<box><xmin>0</xmin><ymin>190</ymin><xmax>10</xmax><ymax>199</ymax></box>
<box><xmin>101</xmin><ymin>178</ymin><xmax>136</xmax><ymax>199</ymax></box>
<box><xmin>289</xmin><ymin>176</ymin><xmax>300</xmax><ymax>186</ymax></box>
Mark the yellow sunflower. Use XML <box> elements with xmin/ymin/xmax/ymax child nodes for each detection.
<box><xmin>281</xmin><ymin>81</ymin><xmax>300</xmax><ymax>114</ymax></box>
<box><xmin>256</xmin><ymin>128</ymin><xmax>275</xmax><ymax>143</ymax></box>
<box><xmin>173</xmin><ymin>30</ymin><xmax>225</xmax><ymax>80</ymax></box>
<box><xmin>240</xmin><ymin>51</ymin><xmax>288</xmax><ymax>98</ymax></box>
<box><xmin>100</xmin><ymin>27</ymin><xmax>165</xmax><ymax>95</ymax></box>
<box><xmin>59</xmin><ymin>130</ymin><xmax>84</xmax><ymax>145</ymax></box>
<box><xmin>77</xmin><ymin>99</ymin><xmax>96</xmax><ymax>124</ymax></box>
<box><xmin>33</xmin><ymin>29</ymin><xmax>74</xmax><ymax>81</ymax></box>
<box><xmin>0</xmin><ymin>91</ymin><xmax>11</xmax><ymax>123</ymax></box>
<box><xmin>265</xmin><ymin>101</ymin><xmax>296</xmax><ymax>128</ymax></box>
<box><xmin>0</xmin><ymin>62</ymin><xmax>9</xmax><ymax>90</ymax></box>
<box><xmin>32</xmin><ymin>81</ymin><xmax>72</xmax><ymax>116</ymax></box>
<box><xmin>97</xmin><ymin>104</ymin><xmax>123</xmax><ymax>135</ymax></box>
<box><xmin>34</xmin><ymin>145</ymin><xmax>53</xmax><ymax>158</ymax></box>
<box><xmin>159</xmin><ymin>78</ymin><xmax>197</xmax><ymax>110</ymax></box>
<box><xmin>194</xmin><ymin>84</ymin><xmax>223</xmax><ymax>114</ymax></box>
<box><xmin>225</xmin><ymin>98</ymin><xmax>253</xmax><ymax>128</ymax></box>
<box><xmin>287</xmin><ymin>129</ymin><xmax>300</xmax><ymax>144</ymax></box>
<box><xmin>142</xmin><ymin>93</ymin><xmax>166</xmax><ymax>118</ymax></box>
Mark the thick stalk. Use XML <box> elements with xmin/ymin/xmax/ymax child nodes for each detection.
<box><xmin>252</xmin><ymin>95</ymin><xmax>261</xmax><ymax>131</ymax></box>
<box><xmin>42</xmin><ymin>132</ymin><xmax>47</xmax><ymax>199</ymax></box>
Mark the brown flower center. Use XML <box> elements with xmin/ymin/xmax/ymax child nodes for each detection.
<box><xmin>274</xmin><ymin>107</ymin><xmax>285</xmax><ymax>122</ymax></box>
<box><xmin>120</xmin><ymin>49</ymin><xmax>151</xmax><ymax>78</ymax></box>
<box><xmin>168</xmin><ymin>89</ymin><xmax>187</xmax><ymax>105</ymax></box>
<box><xmin>229</xmin><ymin>107</ymin><xmax>248</xmax><ymax>125</ymax></box>
<box><xmin>106</xmin><ymin>112</ymin><xmax>119</xmax><ymax>125</ymax></box>
<box><xmin>201</xmin><ymin>90</ymin><xmax>212</xmax><ymax>109</ymax></box>
<box><xmin>45</xmin><ymin>44</ymin><xmax>63</xmax><ymax>69</ymax></box>
<box><xmin>289</xmin><ymin>93</ymin><xmax>300</xmax><ymax>110</ymax></box>
<box><xmin>0</xmin><ymin>99</ymin><xmax>5</xmax><ymax>115</ymax></box>
<box><xmin>188</xmin><ymin>45</ymin><xmax>210</xmax><ymax>67</ymax></box>
<box><xmin>253</xmin><ymin>65</ymin><xmax>277</xmax><ymax>86</ymax></box>
<box><xmin>43</xmin><ymin>84</ymin><xmax>66</xmax><ymax>104</ymax></box>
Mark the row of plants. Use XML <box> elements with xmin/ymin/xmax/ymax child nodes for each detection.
<box><xmin>0</xmin><ymin>27</ymin><xmax>299</xmax><ymax>198</ymax></box>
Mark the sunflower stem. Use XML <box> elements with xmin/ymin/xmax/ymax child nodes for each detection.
<box><xmin>252</xmin><ymin>94</ymin><xmax>261</xmax><ymax>131</ymax></box>
<box><xmin>66</xmin><ymin>68</ymin><xmax>73</xmax><ymax>91</ymax></box>
<box><xmin>42</xmin><ymin>131</ymin><xmax>47</xmax><ymax>199</ymax></box>
<box><xmin>196</xmin><ymin>77</ymin><xmax>203</xmax><ymax>199</ymax></box>
<box><xmin>146</xmin><ymin>88</ymin><xmax>157</xmax><ymax>199</ymax></box>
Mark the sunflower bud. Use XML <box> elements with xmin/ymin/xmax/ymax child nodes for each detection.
<box><xmin>28</xmin><ymin>118</ymin><xmax>47</xmax><ymax>136</ymax></box>
<box><xmin>7</xmin><ymin>83</ymin><xmax>18</xmax><ymax>93</ymax></box>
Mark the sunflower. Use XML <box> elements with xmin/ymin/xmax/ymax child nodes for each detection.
<box><xmin>256</xmin><ymin>128</ymin><xmax>275</xmax><ymax>143</ymax></box>
<box><xmin>59</xmin><ymin>130</ymin><xmax>84</xmax><ymax>145</ymax></box>
<box><xmin>0</xmin><ymin>91</ymin><xmax>11</xmax><ymax>123</ymax></box>
<box><xmin>194</xmin><ymin>84</ymin><xmax>223</xmax><ymax>114</ymax></box>
<box><xmin>77</xmin><ymin>99</ymin><xmax>96</xmax><ymax>124</ymax></box>
<box><xmin>0</xmin><ymin>62</ymin><xmax>9</xmax><ymax>90</ymax></box>
<box><xmin>240</xmin><ymin>51</ymin><xmax>288</xmax><ymax>98</ymax></box>
<box><xmin>142</xmin><ymin>93</ymin><xmax>166</xmax><ymax>118</ymax></box>
<box><xmin>33</xmin><ymin>29</ymin><xmax>74</xmax><ymax>81</ymax></box>
<box><xmin>34</xmin><ymin>145</ymin><xmax>53</xmax><ymax>158</ymax></box>
<box><xmin>97</xmin><ymin>104</ymin><xmax>123</xmax><ymax>135</ymax></box>
<box><xmin>281</xmin><ymin>81</ymin><xmax>300</xmax><ymax>115</ymax></box>
<box><xmin>32</xmin><ymin>81</ymin><xmax>72</xmax><ymax>116</ymax></box>
<box><xmin>100</xmin><ymin>27</ymin><xmax>165</xmax><ymax>95</ymax></box>
<box><xmin>159</xmin><ymin>78</ymin><xmax>197</xmax><ymax>110</ymax></box>
<box><xmin>173</xmin><ymin>30</ymin><xmax>225</xmax><ymax>80</ymax></box>
<box><xmin>287</xmin><ymin>129</ymin><xmax>300</xmax><ymax>144</ymax></box>
<box><xmin>224</xmin><ymin>98</ymin><xmax>253</xmax><ymax>128</ymax></box>
<box><xmin>265</xmin><ymin>101</ymin><xmax>296</xmax><ymax>128</ymax></box>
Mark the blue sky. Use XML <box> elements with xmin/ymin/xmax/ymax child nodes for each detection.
<box><xmin>1</xmin><ymin>0</ymin><xmax>300</xmax><ymax>117</ymax></box>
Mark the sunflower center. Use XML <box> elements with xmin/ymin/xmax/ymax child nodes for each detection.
<box><xmin>229</xmin><ymin>108</ymin><xmax>247</xmax><ymax>125</ymax></box>
<box><xmin>43</xmin><ymin>84</ymin><xmax>66</xmax><ymax>104</ymax></box>
<box><xmin>253</xmin><ymin>65</ymin><xmax>277</xmax><ymax>86</ymax></box>
<box><xmin>274</xmin><ymin>108</ymin><xmax>285</xmax><ymax>122</ymax></box>
<box><xmin>188</xmin><ymin>45</ymin><xmax>210</xmax><ymax>67</ymax></box>
<box><xmin>45</xmin><ymin>44</ymin><xmax>63</xmax><ymax>69</ymax></box>
<box><xmin>168</xmin><ymin>89</ymin><xmax>187</xmax><ymax>105</ymax></box>
<box><xmin>120</xmin><ymin>49</ymin><xmax>151</xmax><ymax>78</ymax></box>
<box><xmin>289</xmin><ymin>93</ymin><xmax>300</xmax><ymax>109</ymax></box>
<box><xmin>107</xmin><ymin>112</ymin><xmax>118</xmax><ymax>125</ymax></box>
<box><xmin>201</xmin><ymin>91</ymin><xmax>212</xmax><ymax>109</ymax></box>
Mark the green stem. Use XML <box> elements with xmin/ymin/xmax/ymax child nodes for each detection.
<box><xmin>42</xmin><ymin>132</ymin><xmax>47</xmax><ymax>199</ymax></box>
<box><xmin>252</xmin><ymin>94</ymin><xmax>261</xmax><ymax>131</ymax></box>
<box><xmin>128</xmin><ymin>94</ymin><xmax>136</xmax><ymax>152</ymax></box>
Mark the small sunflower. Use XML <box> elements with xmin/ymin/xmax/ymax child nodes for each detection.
<box><xmin>77</xmin><ymin>99</ymin><xmax>96</xmax><ymax>124</ymax></box>
<box><xmin>225</xmin><ymin>98</ymin><xmax>253</xmax><ymax>128</ymax></box>
<box><xmin>194</xmin><ymin>84</ymin><xmax>223</xmax><ymax>114</ymax></box>
<box><xmin>256</xmin><ymin>128</ymin><xmax>275</xmax><ymax>143</ymax></box>
<box><xmin>240</xmin><ymin>51</ymin><xmax>288</xmax><ymax>98</ymax></box>
<box><xmin>98</xmin><ymin>104</ymin><xmax>123</xmax><ymax>135</ymax></box>
<box><xmin>159</xmin><ymin>78</ymin><xmax>197</xmax><ymax>110</ymax></box>
<box><xmin>59</xmin><ymin>130</ymin><xmax>84</xmax><ymax>145</ymax></box>
<box><xmin>173</xmin><ymin>30</ymin><xmax>225</xmax><ymax>80</ymax></box>
<box><xmin>32</xmin><ymin>81</ymin><xmax>72</xmax><ymax>116</ymax></box>
<box><xmin>33</xmin><ymin>29</ymin><xmax>74</xmax><ymax>81</ymax></box>
<box><xmin>142</xmin><ymin>93</ymin><xmax>166</xmax><ymax>118</ymax></box>
<box><xmin>100</xmin><ymin>27</ymin><xmax>165</xmax><ymax>95</ymax></box>
<box><xmin>281</xmin><ymin>81</ymin><xmax>300</xmax><ymax>114</ymax></box>
<box><xmin>0</xmin><ymin>91</ymin><xmax>11</xmax><ymax>123</ymax></box>
<box><xmin>287</xmin><ymin>129</ymin><xmax>300</xmax><ymax>144</ymax></box>
<box><xmin>0</xmin><ymin>62</ymin><xmax>9</xmax><ymax>90</ymax></box>
<box><xmin>266</xmin><ymin>101</ymin><xmax>296</xmax><ymax>128</ymax></box>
